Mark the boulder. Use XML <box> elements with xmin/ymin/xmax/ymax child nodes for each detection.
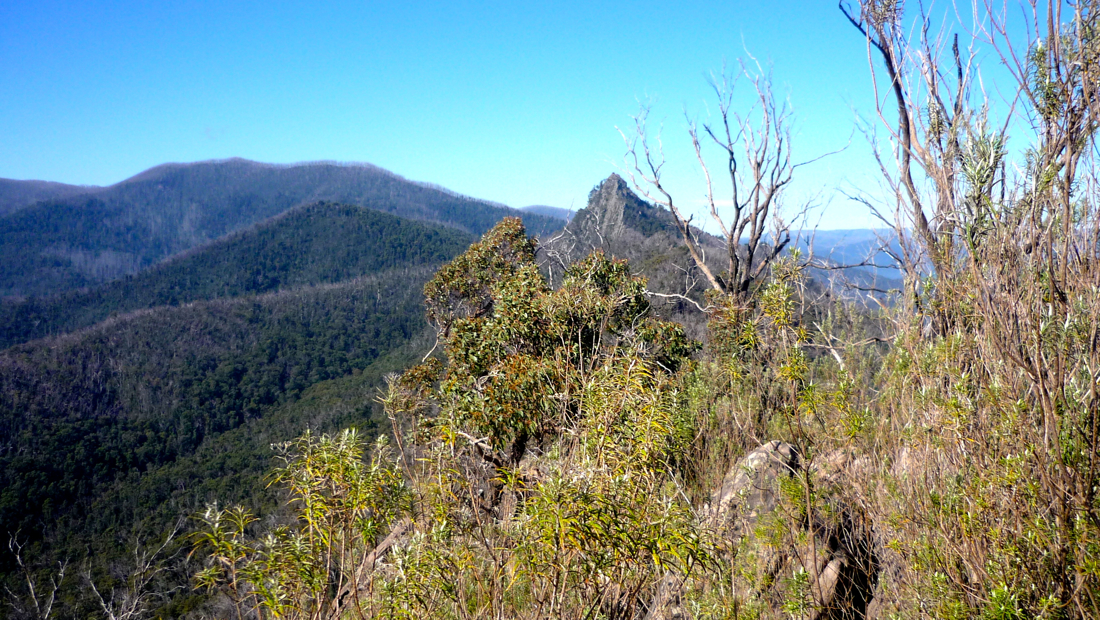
<box><xmin>705</xmin><ymin>442</ymin><xmax>878</xmax><ymax>620</ymax></box>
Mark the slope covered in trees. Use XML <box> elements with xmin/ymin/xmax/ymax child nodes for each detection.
<box><xmin>0</xmin><ymin>159</ymin><xmax>562</xmax><ymax>297</ymax></box>
<box><xmin>0</xmin><ymin>204</ymin><xmax>476</xmax><ymax>617</ymax></box>
<box><xmin>8</xmin><ymin>1</ymin><xmax>1100</xmax><ymax>615</ymax></box>
<box><xmin>0</xmin><ymin>266</ymin><xmax>441</xmax><ymax>609</ymax></box>
<box><xmin>0</xmin><ymin>178</ymin><xmax>97</xmax><ymax>217</ymax></box>
<box><xmin>186</xmin><ymin>0</ymin><xmax>1100</xmax><ymax>615</ymax></box>
<box><xmin>0</xmin><ymin>201</ymin><xmax>475</xmax><ymax>348</ymax></box>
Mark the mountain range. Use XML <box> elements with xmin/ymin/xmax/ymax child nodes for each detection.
<box><xmin>0</xmin><ymin>201</ymin><xmax>475</xmax><ymax>348</ymax></box>
<box><xmin>0</xmin><ymin>202</ymin><xmax>477</xmax><ymax>601</ymax></box>
<box><xmin>0</xmin><ymin>158</ymin><xmax>563</xmax><ymax>297</ymax></box>
<box><xmin>0</xmin><ymin>159</ymin><xmax>564</xmax><ymax>616</ymax></box>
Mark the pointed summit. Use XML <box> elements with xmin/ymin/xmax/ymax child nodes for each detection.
<box><xmin>542</xmin><ymin>174</ymin><xmax>723</xmax><ymax>322</ymax></box>
<box><xmin>566</xmin><ymin>173</ymin><xmax>679</xmax><ymax>248</ymax></box>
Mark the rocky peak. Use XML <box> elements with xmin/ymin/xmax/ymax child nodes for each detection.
<box><xmin>571</xmin><ymin>174</ymin><xmax>631</xmax><ymax>241</ymax></box>
<box><xmin>540</xmin><ymin>173</ymin><xmax>722</xmax><ymax>334</ymax></box>
<box><xmin>568</xmin><ymin>173</ymin><xmax>678</xmax><ymax>245</ymax></box>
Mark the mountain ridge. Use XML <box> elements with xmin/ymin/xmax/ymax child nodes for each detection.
<box><xmin>0</xmin><ymin>178</ymin><xmax>100</xmax><ymax>217</ymax></box>
<box><xmin>0</xmin><ymin>158</ymin><xmax>562</xmax><ymax>297</ymax></box>
<box><xmin>0</xmin><ymin>201</ymin><xmax>475</xmax><ymax>348</ymax></box>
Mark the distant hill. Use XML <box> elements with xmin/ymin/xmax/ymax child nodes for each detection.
<box><xmin>563</xmin><ymin>174</ymin><xmax>685</xmax><ymax>243</ymax></box>
<box><xmin>788</xmin><ymin>229</ymin><xmax>905</xmax><ymax>295</ymax></box>
<box><xmin>792</xmin><ymin>228</ymin><xmax>901</xmax><ymax>269</ymax></box>
<box><xmin>0</xmin><ymin>201</ymin><xmax>475</xmax><ymax>348</ymax></box>
<box><xmin>521</xmin><ymin>204</ymin><xmax>574</xmax><ymax>221</ymax></box>
<box><xmin>0</xmin><ymin>177</ymin><xmax>98</xmax><ymax>217</ymax></box>
<box><xmin>0</xmin><ymin>158</ymin><xmax>563</xmax><ymax>297</ymax></box>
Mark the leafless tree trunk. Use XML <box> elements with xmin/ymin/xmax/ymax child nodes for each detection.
<box><xmin>841</xmin><ymin>0</ymin><xmax>1100</xmax><ymax>615</ymax></box>
<box><xmin>620</xmin><ymin>63</ymin><xmax>813</xmax><ymax>301</ymax></box>
<box><xmin>5</xmin><ymin>536</ymin><xmax>66</xmax><ymax>620</ymax></box>
<box><xmin>83</xmin><ymin>521</ymin><xmax>183</xmax><ymax>620</ymax></box>
<box><xmin>839</xmin><ymin>0</ymin><xmax>1000</xmax><ymax>284</ymax></box>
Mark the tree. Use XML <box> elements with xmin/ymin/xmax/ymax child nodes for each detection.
<box><xmin>83</xmin><ymin>522</ymin><xmax>183</xmax><ymax>620</ymax></box>
<box><xmin>5</xmin><ymin>537</ymin><xmax>66</xmax><ymax>620</ymax></box>
<box><xmin>420</xmin><ymin>217</ymin><xmax>696</xmax><ymax>466</ymax></box>
<box><xmin>193</xmin><ymin>219</ymin><xmax>710</xmax><ymax>618</ymax></box>
<box><xmin>839</xmin><ymin>1</ymin><xmax>1100</xmax><ymax>615</ymax></box>
<box><xmin>620</xmin><ymin>64</ymin><xmax>811</xmax><ymax>301</ymax></box>
<box><xmin>838</xmin><ymin>0</ymin><xmax>976</xmax><ymax>271</ymax></box>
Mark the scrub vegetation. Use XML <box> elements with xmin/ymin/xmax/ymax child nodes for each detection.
<box><xmin>5</xmin><ymin>1</ymin><xmax>1100</xmax><ymax>618</ymax></box>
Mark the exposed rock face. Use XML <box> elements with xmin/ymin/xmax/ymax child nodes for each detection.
<box><xmin>544</xmin><ymin>174</ymin><xmax>687</xmax><ymax>267</ymax></box>
<box><xmin>541</xmin><ymin>174</ymin><xmax>723</xmax><ymax>338</ymax></box>
<box><xmin>707</xmin><ymin>440</ymin><xmax>802</xmax><ymax>531</ymax></box>
<box><xmin>706</xmin><ymin>442</ymin><xmax>879</xmax><ymax>620</ymax></box>
<box><xmin>572</xmin><ymin>174</ymin><xmax>680</xmax><ymax>244</ymax></box>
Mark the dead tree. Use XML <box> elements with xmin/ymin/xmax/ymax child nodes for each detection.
<box><xmin>620</xmin><ymin>63</ymin><xmax>811</xmax><ymax>301</ymax></box>
<box><xmin>5</xmin><ymin>536</ymin><xmax>66</xmax><ymax>620</ymax></box>
<box><xmin>981</xmin><ymin>0</ymin><xmax>1100</xmax><ymax>289</ymax></box>
<box><xmin>83</xmin><ymin>521</ymin><xmax>183</xmax><ymax>620</ymax></box>
<box><xmin>837</xmin><ymin>0</ymin><xmax>1009</xmax><ymax>279</ymax></box>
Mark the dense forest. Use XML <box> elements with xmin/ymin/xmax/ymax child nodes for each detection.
<box><xmin>0</xmin><ymin>159</ymin><xmax>561</xmax><ymax>297</ymax></box>
<box><xmin>0</xmin><ymin>266</ymin><xmax>435</xmax><ymax>566</ymax></box>
<box><xmin>0</xmin><ymin>179</ymin><xmax>94</xmax><ymax>218</ymax></box>
<box><xmin>0</xmin><ymin>203</ymin><xmax>482</xmax><ymax>618</ymax></box>
<box><xmin>0</xmin><ymin>202</ymin><xmax>475</xmax><ymax>348</ymax></box>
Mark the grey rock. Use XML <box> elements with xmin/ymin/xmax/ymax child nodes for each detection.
<box><xmin>706</xmin><ymin>440</ymin><xmax>801</xmax><ymax>532</ymax></box>
<box><xmin>704</xmin><ymin>442</ymin><xmax>878</xmax><ymax>620</ymax></box>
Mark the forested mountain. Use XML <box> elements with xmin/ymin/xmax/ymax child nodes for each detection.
<box><xmin>0</xmin><ymin>159</ymin><xmax>562</xmax><ymax>297</ymax></box>
<box><xmin>0</xmin><ymin>265</ymin><xmax>442</xmax><ymax>616</ymax></box>
<box><xmin>0</xmin><ymin>201</ymin><xmax>474</xmax><ymax>348</ymax></box>
<box><xmin>0</xmin><ymin>178</ymin><xmax>98</xmax><ymax>217</ymax></box>
<box><xmin>0</xmin><ymin>202</ymin><xmax>479</xmax><ymax>617</ymax></box>
<box><xmin>6</xmin><ymin>0</ymin><xmax>1095</xmax><ymax>614</ymax></box>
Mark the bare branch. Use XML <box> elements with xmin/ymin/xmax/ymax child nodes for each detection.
<box><xmin>644</xmin><ymin>291</ymin><xmax>709</xmax><ymax>313</ymax></box>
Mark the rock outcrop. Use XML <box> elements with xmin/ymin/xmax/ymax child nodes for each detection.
<box><xmin>542</xmin><ymin>174</ymin><xmax>692</xmax><ymax>268</ymax></box>
<box><xmin>540</xmin><ymin>174</ymin><xmax>724</xmax><ymax>337</ymax></box>
<box><xmin>656</xmin><ymin>441</ymin><xmax>881</xmax><ymax>620</ymax></box>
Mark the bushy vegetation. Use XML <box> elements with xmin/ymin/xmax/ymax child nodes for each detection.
<box><xmin>8</xmin><ymin>3</ymin><xmax>1100</xmax><ymax>618</ymax></box>
<box><xmin>192</xmin><ymin>218</ymin><xmax>714</xmax><ymax>618</ymax></box>
<box><xmin>190</xmin><ymin>184</ymin><xmax>1100</xmax><ymax>619</ymax></box>
<box><xmin>187</xmin><ymin>2</ymin><xmax>1100</xmax><ymax>615</ymax></box>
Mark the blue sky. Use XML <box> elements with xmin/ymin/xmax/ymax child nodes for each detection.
<box><xmin>0</xmin><ymin>1</ymin><xmax>975</xmax><ymax>228</ymax></box>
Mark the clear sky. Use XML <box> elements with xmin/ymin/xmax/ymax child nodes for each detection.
<box><xmin>0</xmin><ymin>1</ymin><xmax>956</xmax><ymax>229</ymax></box>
